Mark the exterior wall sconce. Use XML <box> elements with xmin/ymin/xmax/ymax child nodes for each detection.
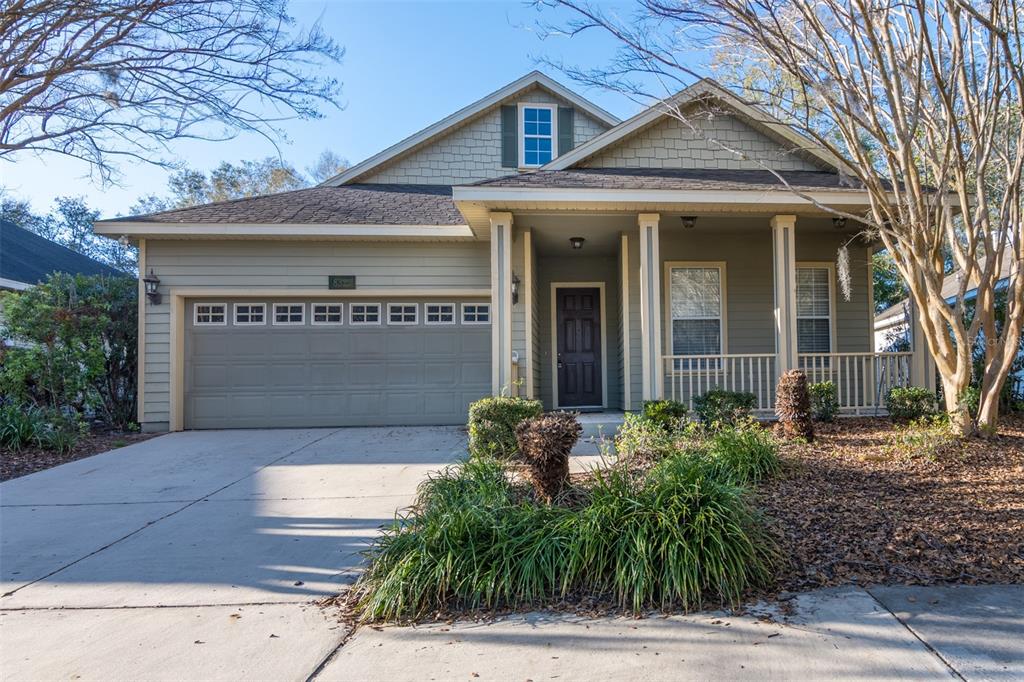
<box><xmin>511</xmin><ymin>271</ymin><xmax>520</xmax><ymax>305</ymax></box>
<box><xmin>143</xmin><ymin>268</ymin><xmax>162</xmax><ymax>305</ymax></box>
<box><xmin>680</xmin><ymin>216</ymin><xmax>698</xmax><ymax>229</ymax></box>
<box><xmin>569</xmin><ymin>236</ymin><xmax>585</xmax><ymax>250</ymax></box>
<box><xmin>833</xmin><ymin>216</ymin><xmax>848</xmax><ymax>229</ymax></box>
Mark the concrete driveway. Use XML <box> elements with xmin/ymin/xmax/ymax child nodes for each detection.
<box><xmin>1</xmin><ymin>426</ymin><xmax>464</xmax><ymax>680</ymax></box>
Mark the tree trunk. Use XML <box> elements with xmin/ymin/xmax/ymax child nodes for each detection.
<box><xmin>941</xmin><ymin>374</ymin><xmax>975</xmax><ymax>437</ymax></box>
<box><xmin>977</xmin><ymin>392</ymin><xmax>1001</xmax><ymax>437</ymax></box>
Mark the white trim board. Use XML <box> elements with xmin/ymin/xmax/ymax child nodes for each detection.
<box><xmin>549</xmin><ymin>282</ymin><xmax>609</xmax><ymax>410</ymax></box>
<box><xmin>94</xmin><ymin>222</ymin><xmax>475</xmax><ymax>239</ymax></box>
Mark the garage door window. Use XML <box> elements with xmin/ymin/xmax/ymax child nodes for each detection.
<box><xmin>195</xmin><ymin>303</ymin><xmax>227</xmax><ymax>326</ymax></box>
<box><xmin>388</xmin><ymin>303</ymin><xmax>418</xmax><ymax>325</ymax></box>
<box><xmin>462</xmin><ymin>303</ymin><xmax>490</xmax><ymax>324</ymax></box>
<box><xmin>350</xmin><ymin>303</ymin><xmax>380</xmax><ymax>325</ymax></box>
<box><xmin>425</xmin><ymin>303</ymin><xmax>456</xmax><ymax>325</ymax></box>
<box><xmin>273</xmin><ymin>303</ymin><xmax>305</xmax><ymax>325</ymax></box>
<box><xmin>312</xmin><ymin>303</ymin><xmax>344</xmax><ymax>325</ymax></box>
<box><xmin>234</xmin><ymin>303</ymin><xmax>265</xmax><ymax>325</ymax></box>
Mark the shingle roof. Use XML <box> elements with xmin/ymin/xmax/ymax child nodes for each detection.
<box><xmin>1</xmin><ymin>220</ymin><xmax>125</xmax><ymax>286</ymax></box>
<box><xmin>101</xmin><ymin>184</ymin><xmax>466</xmax><ymax>226</ymax></box>
<box><xmin>471</xmin><ymin>168</ymin><xmax>866</xmax><ymax>192</ymax></box>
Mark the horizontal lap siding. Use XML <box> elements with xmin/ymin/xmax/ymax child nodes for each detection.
<box><xmin>141</xmin><ymin>239</ymin><xmax>490</xmax><ymax>428</ymax></box>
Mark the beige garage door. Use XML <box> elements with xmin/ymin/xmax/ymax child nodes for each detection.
<box><xmin>183</xmin><ymin>299</ymin><xmax>491</xmax><ymax>429</ymax></box>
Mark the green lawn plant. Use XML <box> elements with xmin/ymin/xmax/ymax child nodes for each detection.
<box><xmin>808</xmin><ymin>381</ymin><xmax>839</xmax><ymax>422</ymax></box>
<box><xmin>692</xmin><ymin>389</ymin><xmax>756</xmax><ymax>427</ymax></box>
<box><xmin>467</xmin><ymin>396</ymin><xmax>542</xmax><ymax>459</ymax></box>
<box><xmin>886</xmin><ymin>387</ymin><xmax>938</xmax><ymax>421</ymax></box>
<box><xmin>640</xmin><ymin>400</ymin><xmax>688</xmax><ymax>432</ymax></box>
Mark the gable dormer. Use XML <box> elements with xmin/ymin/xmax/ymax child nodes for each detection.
<box><xmin>325</xmin><ymin>72</ymin><xmax>619</xmax><ymax>187</ymax></box>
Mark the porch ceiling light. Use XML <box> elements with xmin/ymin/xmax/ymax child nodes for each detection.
<box><xmin>511</xmin><ymin>271</ymin><xmax>521</xmax><ymax>305</ymax></box>
<box><xmin>832</xmin><ymin>216</ymin><xmax>848</xmax><ymax>229</ymax></box>
<box><xmin>143</xmin><ymin>268</ymin><xmax>162</xmax><ymax>305</ymax></box>
<box><xmin>681</xmin><ymin>216</ymin><xmax>698</xmax><ymax>229</ymax></box>
<box><xmin>569</xmin><ymin>236</ymin><xmax>585</xmax><ymax>250</ymax></box>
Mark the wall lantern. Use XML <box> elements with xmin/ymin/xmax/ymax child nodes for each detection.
<box><xmin>680</xmin><ymin>216</ymin><xmax>698</xmax><ymax>229</ymax></box>
<box><xmin>832</xmin><ymin>216</ymin><xmax>848</xmax><ymax>229</ymax></box>
<box><xmin>569</xmin><ymin>236</ymin><xmax>586</xmax><ymax>250</ymax></box>
<box><xmin>511</xmin><ymin>271</ymin><xmax>521</xmax><ymax>305</ymax></box>
<box><xmin>143</xmin><ymin>268</ymin><xmax>162</xmax><ymax>305</ymax></box>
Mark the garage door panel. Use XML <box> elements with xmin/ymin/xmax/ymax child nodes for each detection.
<box><xmin>185</xmin><ymin>300</ymin><xmax>490</xmax><ymax>429</ymax></box>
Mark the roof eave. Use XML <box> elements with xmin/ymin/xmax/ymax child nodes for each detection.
<box><xmin>93</xmin><ymin>221</ymin><xmax>476</xmax><ymax>240</ymax></box>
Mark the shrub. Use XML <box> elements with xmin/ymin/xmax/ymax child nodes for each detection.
<box><xmin>355</xmin><ymin>450</ymin><xmax>775</xmax><ymax>622</ymax></box>
<box><xmin>959</xmin><ymin>386</ymin><xmax>981</xmax><ymax>419</ymax></box>
<box><xmin>0</xmin><ymin>403</ymin><xmax>48</xmax><ymax>450</ymax></box>
<box><xmin>885</xmin><ymin>415</ymin><xmax>962</xmax><ymax>461</ymax></box>
<box><xmin>614</xmin><ymin>412</ymin><xmax>677</xmax><ymax>465</ymax></box>
<box><xmin>703</xmin><ymin>419</ymin><xmax>780</xmax><ymax>485</ymax></box>
<box><xmin>692</xmin><ymin>389</ymin><xmax>756</xmax><ymax>427</ymax></box>
<box><xmin>809</xmin><ymin>381</ymin><xmax>839</xmax><ymax>422</ymax></box>
<box><xmin>515</xmin><ymin>412</ymin><xmax>582</xmax><ymax>502</ymax></box>
<box><xmin>640</xmin><ymin>400</ymin><xmax>688</xmax><ymax>432</ymax></box>
<box><xmin>886</xmin><ymin>386</ymin><xmax>938</xmax><ymax>420</ymax></box>
<box><xmin>467</xmin><ymin>396</ymin><xmax>542</xmax><ymax>459</ymax></box>
<box><xmin>775</xmin><ymin>370</ymin><xmax>814</xmax><ymax>442</ymax></box>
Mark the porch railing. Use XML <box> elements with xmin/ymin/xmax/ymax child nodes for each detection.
<box><xmin>661</xmin><ymin>351</ymin><xmax>913</xmax><ymax>415</ymax></box>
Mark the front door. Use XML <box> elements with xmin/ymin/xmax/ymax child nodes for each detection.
<box><xmin>556</xmin><ymin>287</ymin><xmax>602</xmax><ymax>407</ymax></box>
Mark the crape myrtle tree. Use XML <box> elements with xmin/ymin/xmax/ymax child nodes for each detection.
<box><xmin>542</xmin><ymin>0</ymin><xmax>1023</xmax><ymax>436</ymax></box>
<box><xmin>1</xmin><ymin>0</ymin><xmax>343</xmax><ymax>181</ymax></box>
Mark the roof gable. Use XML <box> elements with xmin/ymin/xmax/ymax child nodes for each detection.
<box><xmin>324</xmin><ymin>72</ymin><xmax>619</xmax><ymax>186</ymax></box>
<box><xmin>545</xmin><ymin>79</ymin><xmax>846</xmax><ymax>174</ymax></box>
<box><xmin>1</xmin><ymin>220</ymin><xmax>124</xmax><ymax>286</ymax></box>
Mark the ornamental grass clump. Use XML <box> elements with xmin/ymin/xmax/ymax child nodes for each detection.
<box><xmin>614</xmin><ymin>412</ymin><xmax>677</xmax><ymax>466</ymax></box>
<box><xmin>514</xmin><ymin>412</ymin><xmax>582</xmax><ymax>503</ymax></box>
<box><xmin>775</xmin><ymin>370</ymin><xmax>814</xmax><ymax>442</ymax></box>
<box><xmin>704</xmin><ymin>419</ymin><xmax>780</xmax><ymax>485</ymax></box>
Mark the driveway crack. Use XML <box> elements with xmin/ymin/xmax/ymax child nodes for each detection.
<box><xmin>865</xmin><ymin>588</ymin><xmax>964</xmax><ymax>680</ymax></box>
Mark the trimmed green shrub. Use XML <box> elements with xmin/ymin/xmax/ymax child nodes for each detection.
<box><xmin>692</xmin><ymin>389</ymin><xmax>756</xmax><ymax>427</ymax></box>
<box><xmin>640</xmin><ymin>400</ymin><xmax>688</xmax><ymax>432</ymax></box>
<box><xmin>703</xmin><ymin>419</ymin><xmax>780</xmax><ymax>485</ymax></box>
<box><xmin>355</xmin><ymin>451</ymin><xmax>775</xmax><ymax>622</ymax></box>
<box><xmin>775</xmin><ymin>370</ymin><xmax>814</xmax><ymax>442</ymax></box>
<box><xmin>886</xmin><ymin>386</ymin><xmax>938</xmax><ymax>420</ymax></box>
<box><xmin>515</xmin><ymin>412</ymin><xmax>582</xmax><ymax>502</ymax></box>
<box><xmin>808</xmin><ymin>381</ymin><xmax>839</xmax><ymax>422</ymax></box>
<box><xmin>614</xmin><ymin>412</ymin><xmax>677</xmax><ymax>465</ymax></box>
<box><xmin>467</xmin><ymin>396</ymin><xmax>542</xmax><ymax>459</ymax></box>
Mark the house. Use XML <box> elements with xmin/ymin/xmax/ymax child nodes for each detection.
<box><xmin>95</xmin><ymin>72</ymin><xmax>929</xmax><ymax>433</ymax></box>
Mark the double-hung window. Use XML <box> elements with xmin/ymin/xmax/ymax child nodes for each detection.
<box><xmin>796</xmin><ymin>266</ymin><xmax>833</xmax><ymax>353</ymax></box>
<box><xmin>668</xmin><ymin>265</ymin><xmax>724</xmax><ymax>369</ymax></box>
<box><xmin>520</xmin><ymin>104</ymin><xmax>555</xmax><ymax>167</ymax></box>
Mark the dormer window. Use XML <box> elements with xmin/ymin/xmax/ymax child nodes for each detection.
<box><xmin>519</xmin><ymin>104</ymin><xmax>556</xmax><ymax>167</ymax></box>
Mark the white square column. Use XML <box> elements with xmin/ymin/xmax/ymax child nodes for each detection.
<box><xmin>490</xmin><ymin>211</ymin><xmax>514</xmax><ymax>395</ymax></box>
<box><xmin>771</xmin><ymin>214</ymin><xmax>798</xmax><ymax>375</ymax></box>
<box><xmin>638</xmin><ymin>213</ymin><xmax>663</xmax><ymax>400</ymax></box>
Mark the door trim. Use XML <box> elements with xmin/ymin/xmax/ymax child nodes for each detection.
<box><xmin>550</xmin><ymin>282</ymin><xmax>608</xmax><ymax>409</ymax></box>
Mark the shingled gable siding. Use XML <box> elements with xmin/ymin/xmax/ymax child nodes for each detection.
<box><xmin>358</xmin><ymin>87</ymin><xmax>608</xmax><ymax>185</ymax></box>
<box><xmin>581</xmin><ymin>106</ymin><xmax>824</xmax><ymax>172</ymax></box>
<box><xmin>139</xmin><ymin>239</ymin><xmax>490</xmax><ymax>430</ymax></box>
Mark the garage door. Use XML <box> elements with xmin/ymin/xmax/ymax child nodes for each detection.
<box><xmin>183</xmin><ymin>299</ymin><xmax>491</xmax><ymax>429</ymax></box>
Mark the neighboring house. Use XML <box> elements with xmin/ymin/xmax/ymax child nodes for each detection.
<box><xmin>95</xmin><ymin>71</ymin><xmax>928</xmax><ymax>433</ymax></box>
<box><xmin>1</xmin><ymin>219</ymin><xmax>124</xmax><ymax>341</ymax></box>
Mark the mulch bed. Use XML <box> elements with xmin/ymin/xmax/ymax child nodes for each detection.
<box><xmin>1</xmin><ymin>431</ymin><xmax>157</xmax><ymax>481</ymax></box>
<box><xmin>757</xmin><ymin>416</ymin><xmax>1024</xmax><ymax>592</ymax></box>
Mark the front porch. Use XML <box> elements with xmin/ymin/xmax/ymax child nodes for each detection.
<box><xmin>486</xmin><ymin>209</ymin><xmax>932</xmax><ymax>417</ymax></box>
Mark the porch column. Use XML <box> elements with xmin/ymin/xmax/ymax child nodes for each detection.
<box><xmin>490</xmin><ymin>211</ymin><xmax>514</xmax><ymax>395</ymax></box>
<box><xmin>908</xmin><ymin>299</ymin><xmax>938</xmax><ymax>391</ymax></box>
<box><xmin>638</xmin><ymin>213</ymin><xmax>663</xmax><ymax>400</ymax></box>
<box><xmin>771</xmin><ymin>214</ymin><xmax>798</xmax><ymax>376</ymax></box>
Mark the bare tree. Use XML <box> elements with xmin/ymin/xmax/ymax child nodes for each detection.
<box><xmin>543</xmin><ymin>0</ymin><xmax>1023</xmax><ymax>435</ymax></box>
<box><xmin>1</xmin><ymin>0</ymin><xmax>343</xmax><ymax>181</ymax></box>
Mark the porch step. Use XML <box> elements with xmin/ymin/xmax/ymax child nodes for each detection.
<box><xmin>571</xmin><ymin>411</ymin><xmax>625</xmax><ymax>455</ymax></box>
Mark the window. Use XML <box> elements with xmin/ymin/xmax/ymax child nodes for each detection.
<box><xmin>234</xmin><ymin>303</ymin><xmax>265</xmax><ymax>325</ymax></box>
<box><xmin>462</xmin><ymin>303</ymin><xmax>490</xmax><ymax>324</ymax></box>
<box><xmin>796</xmin><ymin>266</ymin><xmax>832</xmax><ymax>353</ymax></box>
<box><xmin>350</xmin><ymin>303</ymin><xmax>381</xmax><ymax>325</ymax></box>
<box><xmin>668</xmin><ymin>265</ymin><xmax>724</xmax><ymax>366</ymax></box>
<box><xmin>195</xmin><ymin>303</ymin><xmax>226</xmax><ymax>326</ymax></box>
<box><xmin>272</xmin><ymin>303</ymin><xmax>304</xmax><ymax>325</ymax></box>
<box><xmin>520</xmin><ymin>104</ymin><xmax>555</xmax><ymax>166</ymax></box>
<box><xmin>387</xmin><ymin>303</ymin><xmax>418</xmax><ymax>325</ymax></box>
<box><xmin>312</xmin><ymin>303</ymin><xmax>344</xmax><ymax>325</ymax></box>
<box><xmin>425</xmin><ymin>303</ymin><xmax>456</xmax><ymax>325</ymax></box>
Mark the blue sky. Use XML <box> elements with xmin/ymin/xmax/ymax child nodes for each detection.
<box><xmin>4</xmin><ymin>0</ymin><xmax>686</xmax><ymax>219</ymax></box>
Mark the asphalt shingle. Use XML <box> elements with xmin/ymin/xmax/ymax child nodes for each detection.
<box><xmin>471</xmin><ymin>168</ymin><xmax>864</xmax><ymax>192</ymax></box>
<box><xmin>1</xmin><ymin>220</ymin><xmax>126</xmax><ymax>286</ymax></box>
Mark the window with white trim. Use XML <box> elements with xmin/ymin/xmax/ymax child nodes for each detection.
<box><xmin>387</xmin><ymin>303</ymin><xmax>418</xmax><ymax>325</ymax></box>
<box><xmin>520</xmin><ymin>104</ymin><xmax>555</xmax><ymax>167</ymax></box>
<box><xmin>425</xmin><ymin>303</ymin><xmax>455</xmax><ymax>325</ymax></box>
<box><xmin>195</xmin><ymin>303</ymin><xmax>226</xmax><ymax>326</ymax></box>
<box><xmin>462</xmin><ymin>303</ymin><xmax>490</xmax><ymax>324</ymax></box>
<box><xmin>234</xmin><ymin>303</ymin><xmax>265</xmax><ymax>325</ymax></box>
<box><xmin>272</xmin><ymin>303</ymin><xmax>304</xmax><ymax>325</ymax></box>
<box><xmin>669</xmin><ymin>266</ymin><xmax>723</xmax><ymax>366</ymax></box>
<box><xmin>796</xmin><ymin>267</ymin><xmax>832</xmax><ymax>353</ymax></box>
<box><xmin>350</xmin><ymin>303</ymin><xmax>380</xmax><ymax>325</ymax></box>
<box><xmin>312</xmin><ymin>303</ymin><xmax>344</xmax><ymax>325</ymax></box>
